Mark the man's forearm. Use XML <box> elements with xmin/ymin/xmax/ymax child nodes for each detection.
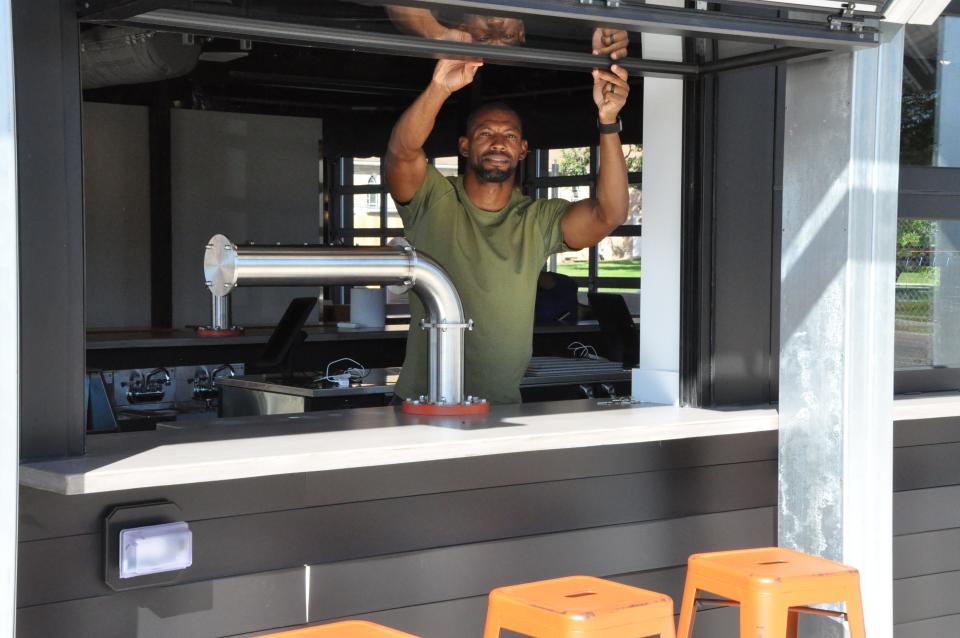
<box><xmin>594</xmin><ymin>131</ymin><xmax>629</xmax><ymax>228</ymax></box>
<box><xmin>387</xmin><ymin>82</ymin><xmax>450</xmax><ymax>161</ymax></box>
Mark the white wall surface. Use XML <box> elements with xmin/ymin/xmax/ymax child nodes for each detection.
<box><xmin>171</xmin><ymin>109</ymin><xmax>323</xmax><ymax>328</ymax></box>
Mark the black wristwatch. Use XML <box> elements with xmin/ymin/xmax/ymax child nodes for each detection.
<box><xmin>598</xmin><ymin>117</ymin><xmax>622</xmax><ymax>135</ymax></box>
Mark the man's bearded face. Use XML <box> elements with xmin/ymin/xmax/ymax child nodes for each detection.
<box><xmin>461</xmin><ymin>109</ymin><xmax>527</xmax><ymax>184</ymax></box>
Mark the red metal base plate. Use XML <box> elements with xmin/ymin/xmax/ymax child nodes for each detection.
<box><xmin>195</xmin><ymin>326</ymin><xmax>245</xmax><ymax>337</ymax></box>
<box><xmin>401</xmin><ymin>401</ymin><xmax>491</xmax><ymax>416</ymax></box>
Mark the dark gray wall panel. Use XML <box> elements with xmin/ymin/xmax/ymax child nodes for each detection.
<box><xmin>895</xmin><ymin>442</ymin><xmax>960</xmax><ymax>491</ymax></box>
<box><xmin>895</xmin><ymin>528</ymin><xmax>960</xmax><ymax>579</ymax></box>
<box><xmin>82</xmin><ymin>102</ymin><xmax>152</xmax><ymax>329</ymax></box>
<box><xmin>894</xmin><ymin>485</ymin><xmax>960</xmax><ymax>535</ymax></box>
<box><xmin>18</xmin><ymin>462</ymin><xmax>777</xmax><ymax>607</ymax></box>
<box><xmin>16</xmin><ymin>568</ymin><xmax>305</xmax><ymax>638</ymax></box>
<box><xmin>711</xmin><ymin>66</ymin><xmax>779</xmax><ymax>405</ymax></box>
<box><xmin>306</xmin><ymin>509</ymin><xmax>774</xmax><ymax>621</ymax></box>
<box><xmin>19</xmin><ymin>432</ymin><xmax>777</xmax><ymax>542</ymax></box>
<box><xmin>13</xmin><ymin>0</ymin><xmax>85</xmax><ymax>458</ymax></box>
<box><xmin>895</xmin><ymin>571</ymin><xmax>960</xmax><ymax>625</ymax></box>
<box><xmin>895</xmin><ymin>613</ymin><xmax>960</xmax><ymax>638</ymax></box>
<box><xmin>895</xmin><ymin>417</ymin><xmax>960</xmax><ymax>447</ymax></box>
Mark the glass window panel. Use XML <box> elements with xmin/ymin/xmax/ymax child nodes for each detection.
<box><xmin>551</xmin><ymin>247</ymin><xmax>590</xmax><ymax>279</ymax></box>
<box><xmin>386</xmin><ymin>193</ymin><xmax>403</xmax><ymax>228</ymax></box>
<box><xmin>353</xmin><ymin>156</ymin><xmax>381</xmax><ymax>185</ymax></box>
<box><xmin>547</xmin><ymin>147</ymin><xmax>590</xmax><ymax>176</ymax></box>
<box><xmin>627</xmin><ymin>184</ymin><xmax>642</xmax><ymax>225</ymax></box>
<box><xmin>622</xmin><ymin>144</ymin><xmax>643</xmax><ymax>173</ymax></box>
<box><xmin>895</xmin><ymin>218</ymin><xmax>960</xmax><ymax>369</ymax></box>
<box><xmin>352</xmin><ymin>193</ymin><xmax>381</xmax><ymax>231</ymax></box>
<box><xmin>433</xmin><ymin>156</ymin><xmax>459</xmax><ymax>177</ymax></box>
<box><xmin>901</xmin><ymin>16</ymin><xmax>960</xmax><ymax>167</ymax></box>
<box><xmin>598</xmin><ymin>236</ymin><xmax>641</xmax><ymax>280</ymax></box>
<box><xmin>552</xmin><ymin>184</ymin><xmax>589</xmax><ymax>201</ymax></box>
<box><xmin>351</xmin><ymin>236</ymin><xmax>381</xmax><ymax>247</ymax></box>
<box><xmin>543</xmin><ymin>177</ymin><xmax>590</xmax><ymax>275</ymax></box>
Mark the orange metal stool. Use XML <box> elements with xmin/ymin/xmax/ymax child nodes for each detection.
<box><xmin>483</xmin><ymin>575</ymin><xmax>676</xmax><ymax>638</ymax></box>
<box><xmin>259</xmin><ymin>620</ymin><xmax>420</xmax><ymax>637</ymax></box>
<box><xmin>675</xmin><ymin>547</ymin><xmax>866</xmax><ymax>638</ymax></box>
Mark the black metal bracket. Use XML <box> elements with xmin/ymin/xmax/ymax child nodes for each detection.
<box><xmin>828</xmin><ymin>3</ymin><xmax>870</xmax><ymax>32</ymax></box>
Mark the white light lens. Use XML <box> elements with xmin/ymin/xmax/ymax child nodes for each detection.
<box><xmin>119</xmin><ymin>521</ymin><xmax>193</xmax><ymax>579</ymax></box>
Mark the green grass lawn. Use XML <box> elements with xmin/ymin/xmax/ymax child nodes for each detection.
<box><xmin>898</xmin><ymin>268</ymin><xmax>938</xmax><ymax>285</ymax></box>
<box><xmin>556</xmin><ymin>259</ymin><xmax>641</xmax><ymax>279</ymax></box>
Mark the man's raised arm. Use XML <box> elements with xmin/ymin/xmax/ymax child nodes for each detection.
<box><xmin>560</xmin><ymin>64</ymin><xmax>631</xmax><ymax>250</ymax></box>
<box><xmin>386</xmin><ymin>58</ymin><xmax>482</xmax><ymax>204</ymax></box>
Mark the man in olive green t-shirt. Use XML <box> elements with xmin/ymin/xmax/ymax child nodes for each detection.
<box><xmin>386</xmin><ymin>56</ymin><xmax>632</xmax><ymax>404</ymax></box>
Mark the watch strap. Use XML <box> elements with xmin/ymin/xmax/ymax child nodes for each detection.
<box><xmin>598</xmin><ymin>118</ymin><xmax>622</xmax><ymax>134</ymax></box>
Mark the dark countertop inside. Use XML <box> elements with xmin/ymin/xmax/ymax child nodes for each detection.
<box><xmin>86</xmin><ymin>321</ymin><xmax>603</xmax><ymax>350</ymax></box>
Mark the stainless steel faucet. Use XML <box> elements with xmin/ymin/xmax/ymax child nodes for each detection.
<box><xmin>126</xmin><ymin>368</ymin><xmax>172</xmax><ymax>403</ymax></box>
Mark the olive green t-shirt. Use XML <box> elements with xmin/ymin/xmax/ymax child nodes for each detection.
<box><xmin>395</xmin><ymin>164</ymin><xmax>571</xmax><ymax>404</ymax></box>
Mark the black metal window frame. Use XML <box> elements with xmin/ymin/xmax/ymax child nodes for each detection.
<box><xmin>895</xmin><ymin>167</ymin><xmax>960</xmax><ymax>394</ymax></box>
<box><xmin>526</xmin><ymin>146</ymin><xmax>642</xmax><ymax>293</ymax></box>
<box><xmin>330</xmin><ymin>156</ymin><xmax>406</xmax><ymax>247</ymax></box>
<box><xmin>894</xmin><ymin>6</ymin><xmax>960</xmax><ymax>395</ymax></box>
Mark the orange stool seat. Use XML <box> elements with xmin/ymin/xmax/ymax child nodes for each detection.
<box><xmin>259</xmin><ymin>620</ymin><xmax>420</xmax><ymax>637</ymax></box>
<box><xmin>676</xmin><ymin>547</ymin><xmax>866</xmax><ymax>638</ymax></box>
<box><xmin>483</xmin><ymin>575</ymin><xmax>676</xmax><ymax>637</ymax></box>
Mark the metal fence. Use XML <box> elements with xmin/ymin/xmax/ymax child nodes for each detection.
<box><xmin>894</xmin><ymin>249</ymin><xmax>960</xmax><ymax>368</ymax></box>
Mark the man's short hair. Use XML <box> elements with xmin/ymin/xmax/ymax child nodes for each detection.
<box><xmin>465</xmin><ymin>101</ymin><xmax>523</xmax><ymax>136</ymax></box>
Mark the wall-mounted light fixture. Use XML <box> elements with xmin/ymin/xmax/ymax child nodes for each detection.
<box><xmin>119</xmin><ymin>521</ymin><xmax>193</xmax><ymax>579</ymax></box>
<box><xmin>104</xmin><ymin>501</ymin><xmax>192</xmax><ymax>591</ymax></box>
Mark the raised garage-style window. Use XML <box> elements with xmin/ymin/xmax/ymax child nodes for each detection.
<box><xmin>896</xmin><ymin>4</ymin><xmax>960</xmax><ymax>391</ymax></box>
<box><xmin>529</xmin><ymin>145</ymin><xmax>642</xmax><ymax>295</ymax></box>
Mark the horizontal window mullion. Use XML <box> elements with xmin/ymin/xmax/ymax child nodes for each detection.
<box><xmin>594</xmin><ymin>277</ymin><xmax>641</xmax><ymax>288</ymax></box>
<box><xmin>342</xmin><ymin>229</ymin><xmax>385</xmax><ymax>237</ymax></box>
<box><xmin>609</xmin><ymin>225</ymin><xmax>642</xmax><ymax>237</ymax></box>
<box><xmin>335</xmin><ymin>185</ymin><xmax>386</xmax><ymax>195</ymax></box>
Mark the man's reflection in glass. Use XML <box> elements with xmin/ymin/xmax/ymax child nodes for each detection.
<box><xmin>385</xmin><ymin>6</ymin><xmax>628</xmax><ymax>59</ymax></box>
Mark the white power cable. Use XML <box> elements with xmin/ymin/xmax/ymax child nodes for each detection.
<box><xmin>567</xmin><ymin>341</ymin><xmax>599</xmax><ymax>360</ymax></box>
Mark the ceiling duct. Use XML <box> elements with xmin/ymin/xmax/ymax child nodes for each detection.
<box><xmin>81</xmin><ymin>26</ymin><xmax>201</xmax><ymax>89</ymax></box>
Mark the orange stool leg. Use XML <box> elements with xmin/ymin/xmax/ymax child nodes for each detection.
<box><xmin>660</xmin><ymin>615</ymin><xmax>679</xmax><ymax>638</ymax></box>
<box><xmin>785</xmin><ymin>609</ymin><xmax>799</xmax><ymax>638</ymax></box>
<box><xmin>845</xmin><ymin>589</ymin><xmax>867</xmax><ymax>638</ymax></box>
<box><xmin>481</xmin><ymin>605</ymin><xmax>502</xmax><ymax>638</ymax></box>
<box><xmin>675</xmin><ymin>576</ymin><xmax>699</xmax><ymax>638</ymax></box>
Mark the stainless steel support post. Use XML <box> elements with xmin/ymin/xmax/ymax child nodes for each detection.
<box><xmin>780</xmin><ymin>23</ymin><xmax>903</xmax><ymax>638</ymax></box>
<box><xmin>0</xmin><ymin>0</ymin><xmax>18</xmax><ymax>633</ymax></box>
<box><xmin>211</xmin><ymin>290</ymin><xmax>231</xmax><ymax>331</ymax></box>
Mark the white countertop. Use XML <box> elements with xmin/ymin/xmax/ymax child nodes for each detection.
<box><xmin>20</xmin><ymin>400</ymin><xmax>779</xmax><ymax>495</ymax></box>
<box><xmin>20</xmin><ymin>392</ymin><xmax>960</xmax><ymax>496</ymax></box>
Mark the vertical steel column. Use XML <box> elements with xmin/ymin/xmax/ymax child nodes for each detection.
<box><xmin>13</xmin><ymin>0</ymin><xmax>85</xmax><ymax>458</ymax></box>
<box><xmin>779</xmin><ymin>24</ymin><xmax>904</xmax><ymax>638</ymax></box>
<box><xmin>0</xmin><ymin>0</ymin><xmax>18</xmax><ymax>633</ymax></box>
